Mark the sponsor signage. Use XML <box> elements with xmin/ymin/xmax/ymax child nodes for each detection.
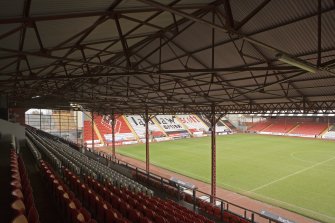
<box><xmin>156</xmin><ymin>115</ymin><xmax>186</xmax><ymax>132</ymax></box>
<box><xmin>122</xmin><ymin>141</ymin><xmax>138</xmax><ymax>145</ymax></box>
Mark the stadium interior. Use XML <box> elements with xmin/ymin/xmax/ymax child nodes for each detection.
<box><xmin>1</xmin><ymin>1</ymin><xmax>335</xmax><ymax>223</ymax></box>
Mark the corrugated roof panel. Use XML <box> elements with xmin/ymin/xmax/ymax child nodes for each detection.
<box><xmin>107</xmin><ymin>41</ymin><xmax>124</xmax><ymax>53</ymax></box>
<box><xmin>252</xmin><ymin>15</ymin><xmax>318</xmax><ymax>56</ymax></box>
<box><xmin>214</xmin><ymin>42</ymin><xmax>246</xmax><ymax>68</ymax></box>
<box><xmin>322</xmin><ymin>0</ymin><xmax>335</xmax><ymax>8</ymax></box>
<box><xmin>229</xmin><ymin>0</ymin><xmax>265</xmax><ymax>24</ymax></box>
<box><xmin>173</xmin><ymin>20</ymin><xmax>212</xmax><ymax>52</ymax></box>
<box><xmin>148</xmin><ymin>11</ymin><xmax>175</xmax><ymax>28</ymax></box>
<box><xmin>299</xmin><ymin>85</ymin><xmax>335</xmax><ymax>97</ymax></box>
<box><xmin>129</xmin><ymin>25</ymin><xmax>159</xmax><ymax>37</ymax></box>
<box><xmin>36</xmin><ymin>16</ymin><xmax>99</xmax><ymax>48</ymax></box>
<box><xmin>321</xmin><ymin>11</ymin><xmax>335</xmax><ymax>50</ymax></box>
<box><xmin>0</xmin><ymin>31</ymin><xmax>20</xmax><ymax>53</ymax></box>
<box><xmin>119</xmin><ymin>17</ymin><xmax>147</xmax><ymax>35</ymax></box>
<box><xmin>180</xmin><ymin>0</ymin><xmax>215</xmax><ymax>4</ymax></box>
<box><xmin>30</xmin><ymin>0</ymin><xmax>113</xmax><ymax>16</ymax></box>
<box><xmin>240</xmin><ymin>41</ymin><xmax>266</xmax><ymax>62</ymax></box>
<box><xmin>22</xmin><ymin>28</ymin><xmax>41</xmax><ymax>51</ymax></box>
<box><xmin>117</xmin><ymin>0</ymin><xmax>212</xmax><ymax>10</ymax></box>
<box><xmin>126</xmin><ymin>36</ymin><xmax>146</xmax><ymax>48</ymax></box>
<box><xmin>239</xmin><ymin>0</ymin><xmax>318</xmax><ymax>34</ymax></box>
<box><xmin>0</xmin><ymin>58</ymin><xmax>17</xmax><ymax>73</ymax></box>
<box><xmin>0</xmin><ymin>0</ymin><xmax>24</xmax><ymax>18</ymax></box>
<box><xmin>124</xmin><ymin>12</ymin><xmax>158</xmax><ymax>23</ymax></box>
<box><xmin>320</xmin><ymin>50</ymin><xmax>335</xmax><ymax>66</ymax></box>
<box><xmin>84</xmin><ymin>19</ymin><xmax>119</xmax><ymax>43</ymax></box>
<box><xmin>161</xmin><ymin>58</ymin><xmax>187</xmax><ymax>70</ymax></box>
<box><xmin>24</xmin><ymin>55</ymin><xmax>56</xmax><ymax>69</ymax></box>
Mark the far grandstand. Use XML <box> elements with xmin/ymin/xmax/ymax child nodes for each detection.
<box><xmin>82</xmin><ymin>114</ymin><xmax>335</xmax><ymax>148</ymax></box>
<box><xmin>247</xmin><ymin>116</ymin><xmax>333</xmax><ymax>138</ymax></box>
<box><xmin>83</xmin><ymin>113</ymin><xmax>235</xmax><ymax>147</ymax></box>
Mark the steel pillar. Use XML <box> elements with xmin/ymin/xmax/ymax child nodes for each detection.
<box><xmin>67</xmin><ymin>114</ymin><xmax>70</xmax><ymax>139</ymax></box>
<box><xmin>210</xmin><ymin>105</ymin><xmax>216</xmax><ymax>203</ymax></box>
<box><xmin>111</xmin><ymin>112</ymin><xmax>116</xmax><ymax>159</ymax></box>
<box><xmin>59</xmin><ymin>111</ymin><xmax>61</xmax><ymax>137</ymax></box>
<box><xmin>91</xmin><ymin>111</ymin><xmax>94</xmax><ymax>150</ymax></box>
<box><xmin>39</xmin><ymin>109</ymin><xmax>42</xmax><ymax>130</ymax></box>
<box><xmin>75</xmin><ymin>111</ymin><xmax>78</xmax><ymax>144</ymax></box>
<box><xmin>145</xmin><ymin>108</ymin><xmax>150</xmax><ymax>173</ymax></box>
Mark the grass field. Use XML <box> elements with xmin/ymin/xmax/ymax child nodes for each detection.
<box><xmin>117</xmin><ymin>134</ymin><xmax>335</xmax><ymax>222</ymax></box>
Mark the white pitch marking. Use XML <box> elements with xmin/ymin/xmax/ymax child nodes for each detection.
<box><xmin>250</xmin><ymin>155</ymin><xmax>335</xmax><ymax>192</ymax></box>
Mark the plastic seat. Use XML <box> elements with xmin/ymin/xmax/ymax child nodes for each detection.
<box><xmin>106</xmin><ymin>209</ymin><xmax>120</xmax><ymax>223</ymax></box>
<box><xmin>139</xmin><ymin>216</ymin><xmax>153</xmax><ymax>223</ymax></box>
<box><xmin>11</xmin><ymin>214</ymin><xmax>28</xmax><ymax>223</ymax></box>
<box><xmin>96</xmin><ymin>201</ymin><xmax>108</xmax><ymax>223</ymax></box>
<box><xmin>12</xmin><ymin>189</ymin><xmax>24</xmax><ymax>200</ymax></box>
<box><xmin>79</xmin><ymin>207</ymin><xmax>91</xmax><ymax>221</ymax></box>
<box><xmin>154</xmin><ymin>215</ymin><xmax>167</xmax><ymax>223</ymax></box>
<box><xmin>11</xmin><ymin>180</ymin><xmax>22</xmax><ymax>189</ymax></box>
<box><xmin>11</xmin><ymin>199</ymin><xmax>26</xmax><ymax>215</ymax></box>
<box><xmin>111</xmin><ymin>197</ymin><xmax>121</xmax><ymax>209</ymax></box>
<box><xmin>28</xmin><ymin>206</ymin><xmax>40</xmax><ymax>223</ymax></box>
<box><xmin>119</xmin><ymin>202</ymin><xmax>129</xmax><ymax>216</ymax></box>
<box><xmin>128</xmin><ymin>209</ymin><xmax>141</xmax><ymax>222</ymax></box>
<box><xmin>24</xmin><ymin>191</ymin><xmax>34</xmax><ymax>209</ymax></box>
<box><xmin>144</xmin><ymin>209</ymin><xmax>155</xmax><ymax>220</ymax></box>
<box><xmin>74</xmin><ymin>212</ymin><xmax>87</xmax><ymax>223</ymax></box>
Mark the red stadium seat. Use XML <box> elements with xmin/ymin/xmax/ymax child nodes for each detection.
<box><xmin>11</xmin><ymin>214</ymin><xmax>28</xmax><ymax>223</ymax></box>
<box><xmin>128</xmin><ymin>209</ymin><xmax>141</xmax><ymax>222</ymax></box>
<box><xmin>154</xmin><ymin>215</ymin><xmax>167</xmax><ymax>223</ymax></box>
<box><xmin>11</xmin><ymin>199</ymin><xmax>26</xmax><ymax>215</ymax></box>
<box><xmin>27</xmin><ymin>206</ymin><xmax>40</xmax><ymax>223</ymax></box>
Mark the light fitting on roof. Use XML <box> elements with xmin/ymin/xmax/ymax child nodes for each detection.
<box><xmin>276</xmin><ymin>53</ymin><xmax>317</xmax><ymax>73</ymax></box>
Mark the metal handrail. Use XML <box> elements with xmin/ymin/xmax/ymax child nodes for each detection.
<box><xmin>91</xmin><ymin>149</ymin><xmax>283</xmax><ymax>223</ymax></box>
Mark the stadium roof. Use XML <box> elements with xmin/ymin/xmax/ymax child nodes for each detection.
<box><xmin>1</xmin><ymin>0</ymin><xmax>335</xmax><ymax>114</ymax></box>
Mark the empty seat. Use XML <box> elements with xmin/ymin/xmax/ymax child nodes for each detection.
<box><xmin>27</xmin><ymin>206</ymin><xmax>40</xmax><ymax>223</ymax></box>
<box><xmin>11</xmin><ymin>199</ymin><xmax>26</xmax><ymax>215</ymax></box>
<box><xmin>11</xmin><ymin>214</ymin><xmax>28</xmax><ymax>223</ymax></box>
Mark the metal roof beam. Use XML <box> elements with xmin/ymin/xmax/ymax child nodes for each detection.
<box><xmin>0</xmin><ymin>5</ymin><xmax>211</xmax><ymax>24</ymax></box>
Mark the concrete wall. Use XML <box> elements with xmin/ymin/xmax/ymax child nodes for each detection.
<box><xmin>0</xmin><ymin>119</ymin><xmax>25</xmax><ymax>148</ymax></box>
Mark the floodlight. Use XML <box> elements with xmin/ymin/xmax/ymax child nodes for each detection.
<box><xmin>276</xmin><ymin>53</ymin><xmax>317</xmax><ymax>73</ymax></box>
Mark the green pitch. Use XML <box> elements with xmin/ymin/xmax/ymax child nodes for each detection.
<box><xmin>116</xmin><ymin>134</ymin><xmax>335</xmax><ymax>222</ymax></box>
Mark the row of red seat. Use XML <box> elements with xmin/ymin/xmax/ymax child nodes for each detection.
<box><xmin>262</xmin><ymin>123</ymin><xmax>296</xmax><ymax>133</ymax></box>
<box><xmin>10</xmin><ymin>149</ymin><xmax>39</xmax><ymax>223</ymax></box>
<box><xmin>85</xmin><ymin>175</ymin><xmax>214</xmax><ymax>223</ymax></box>
<box><xmin>249</xmin><ymin>121</ymin><xmax>328</xmax><ymax>136</ymax></box>
<box><xmin>134</xmin><ymin>171</ymin><xmax>250</xmax><ymax>223</ymax></box>
<box><xmin>40</xmin><ymin>160</ymin><xmax>96</xmax><ymax>223</ymax></box>
<box><xmin>83</xmin><ymin>121</ymin><xmax>99</xmax><ymax>142</ymax></box>
<box><xmin>133</xmin><ymin>172</ymin><xmax>181</xmax><ymax>198</ymax></box>
<box><xmin>249</xmin><ymin>122</ymin><xmax>272</xmax><ymax>131</ymax></box>
<box><xmin>197</xmin><ymin>200</ymin><xmax>250</xmax><ymax>223</ymax></box>
<box><xmin>63</xmin><ymin>167</ymin><xmax>134</xmax><ymax>223</ymax></box>
<box><xmin>290</xmin><ymin>123</ymin><xmax>328</xmax><ymax>135</ymax></box>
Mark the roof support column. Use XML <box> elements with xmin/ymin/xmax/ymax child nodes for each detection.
<box><xmin>145</xmin><ymin>107</ymin><xmax>150</xmax><ymax>173</ymax></box>
<box><xmin>210</xmin><ymin>105</ymin><xmax>216</xmax><ymax>204</ymax></box>
<box><xmin>59</xmin><ymin>111</ymin><xmax>61</xmax><ymax>138</ymax></box>
<box><xmin>91</xmin><ymin>110</ymin><xmax>94</xmax><ymax>151</ymax></box>
<box><xmin>111</xmin><ymin>111</ymin><xmax>116</xmax><ymax>160</ymax></box>
<box><xmin>39</xmin><ymin>109</ymin><xmax>42</xmax><ymax>130</ymax></box>
<box><xmin>75</xmin><ymin>111</ymin><xmax>78</xmax><ymax>144</ymax></box>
